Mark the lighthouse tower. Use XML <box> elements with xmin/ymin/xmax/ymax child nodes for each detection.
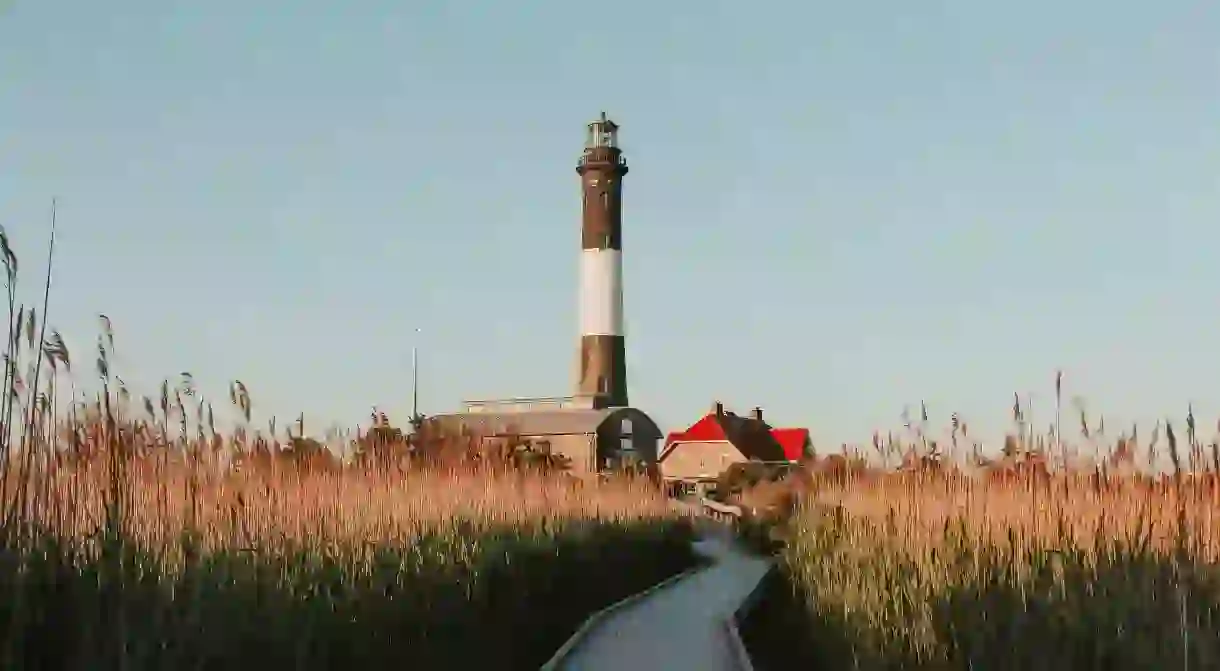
<box><xmin>576</xmin><ymin>113</ymin><xmax>629</xmax><ymax>408</ymax></box>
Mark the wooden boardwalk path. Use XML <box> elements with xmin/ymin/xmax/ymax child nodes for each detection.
<box><xmin>551</xmin><ymin>514</ymin><xmax>770</xmax><ymax>671</ymax></box>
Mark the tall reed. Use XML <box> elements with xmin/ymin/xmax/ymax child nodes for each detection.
<box><xmin>742</xmin><ymin>463</ymin><xmax>1220</xmax><ymax>669</ymax></box>
<box><xmin>0</xmin><ymin>227</ymin><xmax>697</xmax><ymax>670</ymax></box>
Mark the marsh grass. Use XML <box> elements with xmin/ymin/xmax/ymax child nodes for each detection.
<box><xmin>0</xmin><ymin>459</ymin><xmax>695</xmax><ymax>670</ymax></box>
<box><xmin>742</xmin><ymin>465</ymin><xmax>1220</xmax><ymax>670</ymax></box>
<box><xmin>0</xmin><ymin>226</ymin><xmax>697</xmax><ymax>670</ymax></box>
<box><xmin>735</xmin><ymin>385</ymin><xmax>1220</xmax><ymax>669</ymax></box>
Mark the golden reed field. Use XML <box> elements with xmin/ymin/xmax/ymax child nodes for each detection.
<box><xmin>739</xmin><ymin>410</ymin><xmax>1220</xmax><ymax>670</ymax></box>
<box><xmin>0</xmin><ymin>383</ymin><xmax>697</xmax><ymax>670</ymax></box>
<box><xmin>0</xmin><ymin>232</ymin><xmax>697</xmax><ymax>670</ymax></box>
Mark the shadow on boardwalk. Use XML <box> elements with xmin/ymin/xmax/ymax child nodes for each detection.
<box><xmin>555</xmin><ymin>524</ymin><xmax>770</xmax><ymax>671</ymax></box>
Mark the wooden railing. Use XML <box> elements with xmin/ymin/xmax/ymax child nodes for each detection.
<box><xmin>699</xmin><ymin>497</ymin><xmax>743</xmax><ymax>524</ymax></box>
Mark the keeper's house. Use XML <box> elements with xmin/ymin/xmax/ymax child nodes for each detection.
<box><xmin>658</xmin><ymin>401</ymin><xmax>811</xmax><ymax>495</ymax></box>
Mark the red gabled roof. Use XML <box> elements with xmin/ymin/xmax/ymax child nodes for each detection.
<box><xmin>665</xmin><ymin>412</ymin><xmax>810</xmax><ymax>462</ymax></box>
<box><xmin>770</xmin><ymin>428</ymin><xmax>810</xmax><ymax>461</ymax></box>
<box><xmin>665</xmin><ymin>413</ymin><xmax>727</xmax><ymax>444</ymax></box>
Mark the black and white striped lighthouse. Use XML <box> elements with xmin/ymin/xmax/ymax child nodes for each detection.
<box><xmin>575</xmin><ymin>113</ymin><xmax>629</xmax><ymax>408</ymax></box>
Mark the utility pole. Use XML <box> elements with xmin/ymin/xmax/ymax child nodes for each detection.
<box><xmin>410</xmin><ymin>328</ymin><xmax>423</xmax><ymax>431</ymax></box>
<box><xmin>1055</xmin><ymin>370</ymin><xmax>1063</xmax><ymax>470</ymax></box>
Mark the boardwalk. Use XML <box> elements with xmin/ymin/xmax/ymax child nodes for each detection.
<box><xmin>556</xmin><ymin>526</ymin><xmax>770</xmax><ymax>671</ymax></box>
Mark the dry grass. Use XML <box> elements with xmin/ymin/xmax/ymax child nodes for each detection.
<box><xmin>35</xmin><ymin>456</ymin><xmax>677</xmax><ymax>558</ymax></box>
<box><xmin>737</xmin><ymin>390</ymin><xmax>1220</xmax><ymax>668</ymax></box>
<box><xmin>742</xmin><ymin>457</ymin><xmax>1220</xmax><ymax>669</ymax></box>
<box><xmin>808</xmin><ymin>472</ymin><xmax>1220</xmax><ymax>558</ymax></box>
<box><xmin>0</xmin><ymin>448</ymin><xmax>695</xmax><ymax>670</ymax></box>
<box><xmin>0</xmin><ymin>229</ymin><xmax>697</xmax><ymax>670</ymax></box>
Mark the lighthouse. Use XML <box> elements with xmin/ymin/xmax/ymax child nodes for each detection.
<box><xmin>576</xmin><ymin>113</ymin><xmax>629</xmax><ymax>408</ymax></box>
<box><xmin>425</xmin><ymin>114</ymin><xmax>667</xmax><ymax>476</ymax></box>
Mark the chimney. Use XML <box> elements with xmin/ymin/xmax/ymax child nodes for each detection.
<box><xmin>713</xmin><ymin>401</ymin><xmax>724</xmax><ymax>417</ymax></box>
<box><xmin>752</xmin><ymin>407</ymin><xmax>763</xmax><ymax>422</ymax></box>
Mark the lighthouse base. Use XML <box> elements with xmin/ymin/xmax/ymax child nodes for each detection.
<box><xmin>577</xmin><ymin>334</ymin><xmax>628</xmax><ymax>408</ymax></box>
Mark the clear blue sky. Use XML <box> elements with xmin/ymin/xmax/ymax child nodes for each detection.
<box><xmin>2</xmin><ymin>1</ymin><xmax>1218</xmax><ymax>450</ymax></box>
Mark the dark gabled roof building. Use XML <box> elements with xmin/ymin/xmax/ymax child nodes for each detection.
<box><xmin>422</xmin><ymin>397</ymin><xmax>662</xmax><ymax>475</ymax></box>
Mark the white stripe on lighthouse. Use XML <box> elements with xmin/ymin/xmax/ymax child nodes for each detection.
<box><xmin>579</xmin><ymin>248</ymin><xmax>623</xmax><ymax>336</ymax></box>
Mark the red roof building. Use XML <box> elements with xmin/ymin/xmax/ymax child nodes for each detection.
<box><xmin>658</xmin><ymin>402</ymin><xmax>812</xmax><ymax>484</ymax></box>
